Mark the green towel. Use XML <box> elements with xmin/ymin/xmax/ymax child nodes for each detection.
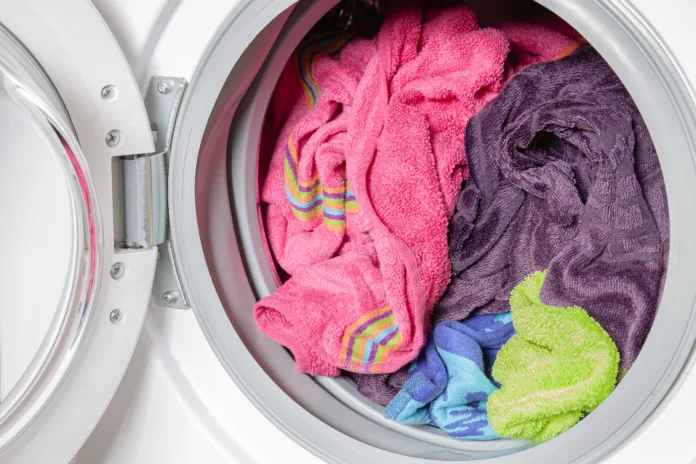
<box><xmin>488</xmin><ymin>270</ymin><xmax>619</xmax><ymax>442</ymax></box>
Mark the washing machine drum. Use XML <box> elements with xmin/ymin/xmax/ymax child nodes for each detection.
<box><xmin>2</xmin><ymin>0</ymin><xmax>696</xmax><ymax>463</ymax></box>
<box><xmin>180</xmin><ymin>0</ymin><xmax>696</xmax><ymax>463</ymax></box>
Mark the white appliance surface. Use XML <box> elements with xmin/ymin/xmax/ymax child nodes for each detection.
<box><xmin>74</xmin><ymin>0</ymin><xmax>696</xmax><ymax>462</ymax></box>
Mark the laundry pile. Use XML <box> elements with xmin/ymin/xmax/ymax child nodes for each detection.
<box><xmin>254</xmin><ymin>0</ymin><xmax>668</xmax><ymax>442</ymax></box>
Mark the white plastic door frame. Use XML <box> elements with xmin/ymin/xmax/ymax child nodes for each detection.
<box><xmin>0</xmin><ymin>1</ymin><xmax>157</xmax><ymax>463</ymax></box>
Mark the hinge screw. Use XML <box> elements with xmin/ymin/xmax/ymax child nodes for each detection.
<box><xmin>110</xmin><ymin>309</ymin><xmax>124</xmax><ymax>325</ymax></box>
<box><xmin>110</xmin><ymin>262</ymin><xmax>126</xmax><ymax>280</ymax></box>
<box><xmin>101</xmin><ymin>85</ymin><xmax>116</xmax><ymax>101</ymax></box>
<box><xmin>162</xmin><ymin>291</ymin><xmax>179</xmax><ymax>306</ymax></box>
<box><xmin>157</xmin><ymin>81</ymin><xmax>172</xmax><ymax>94</ymax></box>
<box><xmin>106</xmin><ymin>129</ymin><xmax>121</xmax><ymax>147</ymax></box>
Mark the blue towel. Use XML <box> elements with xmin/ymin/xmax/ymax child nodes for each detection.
<box><xmin>384</xmin><ymin>313</ymin><xmax>514</xmax><ymax>440</ymax></box>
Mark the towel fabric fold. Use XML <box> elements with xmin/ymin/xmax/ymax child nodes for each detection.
<box><xmin>384</xmin><ymin>313</ymin><xmax>514</xmax><ymax>440</ymax></box>
<box><xmin>488</xmin><ymin>271</ymin><xmax>619</xmax><ymax>442</ymax></box>
<box><xmin>353</xmin><ymin>18</ymin><xmax>582</xmax><ymax>403</ymax></box>
<box><xmin>435</xmin><ymin>47</ymin><xmax>668</xmax><ymax>371</ymax></box>
<box><xmin>256</xmin><ymin>3</ymin><xmax>580</xmax><ymax>376</ymax></box>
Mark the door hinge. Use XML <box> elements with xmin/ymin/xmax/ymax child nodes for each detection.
<box><xmin>121</xmin><ymin>76</ymin><xmax>190</xmax><ymax>309</ymax></box>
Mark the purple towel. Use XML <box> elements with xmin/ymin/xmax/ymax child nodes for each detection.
<box><xmin>354</xmin><ymin>47</ymin><xmax>668</xmax><ymax>405</ymax></box>
<box><xmin>434</xmin><ymin>47</ymin><xmax>668</xmax><ymax>371</ymax></box>
<box><xmin>350</xmin><ymin>369</ymin><xmax>409</xmax><ymax>407</ymax></box>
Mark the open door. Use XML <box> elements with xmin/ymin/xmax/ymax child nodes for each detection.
<box><xmin>0</xmin><ymin>1</ymin><xmax>159</xmax><ymax>462</ymax></box>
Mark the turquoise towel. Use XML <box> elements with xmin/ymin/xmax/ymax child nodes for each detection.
<box><xmin>384</xmin><ymin>313</ymin><xmax>514</xmax><ymax>440</ymax></box>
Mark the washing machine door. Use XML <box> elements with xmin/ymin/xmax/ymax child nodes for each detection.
<box><xmin>0</xmin><ymin>1</ymin><xmax>159</xmax><ymax>463</ymax></box>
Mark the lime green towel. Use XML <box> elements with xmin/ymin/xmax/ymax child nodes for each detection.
<box><xmin>488</xmin><ymin>270</ymin><xmax>619</xmax><ymax>442</ymax></box>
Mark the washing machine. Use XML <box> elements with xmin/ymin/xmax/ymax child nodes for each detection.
<box><xmin>2</xmin><ymin>0</ymin><xmax>696</xmax><ymax>462</ymax></box>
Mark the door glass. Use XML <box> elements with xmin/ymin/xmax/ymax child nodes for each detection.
<box><xmin>0</xmin><ymin>84</ymin><xmax>74</xmax><ymax>401</ymax></box>
<box><xmin>0</xmin><ymin>25</ymin><xmax>100</xmax><ymax>451</ymax></box>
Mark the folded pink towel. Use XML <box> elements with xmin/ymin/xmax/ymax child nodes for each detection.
<box><xmin>256</xmin><ymin>3</ymin><xmax>580</xmax><ymax>376</ymax></box>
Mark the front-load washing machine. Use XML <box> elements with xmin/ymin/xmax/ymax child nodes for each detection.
<box><xmin>3</xmin><ymin>0</ymin><xmax>696</xmax><ymax>463</ymax></box>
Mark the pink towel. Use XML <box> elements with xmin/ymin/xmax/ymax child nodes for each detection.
<box><xmin>255</xmin><ymin>2</ymin><xmax>580</xmax><ymax>376</ymax></box>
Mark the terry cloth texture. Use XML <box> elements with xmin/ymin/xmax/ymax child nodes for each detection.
<box><xmin>354</xmin><ymin>16</ymin><xmax>582</xmax><ymax>403</ymax></box>
<box><xmin>384</xmin><ymin>313</ymin><xmax>514</xmax><ymax>440</ymax></box>
<box><xmin>488</xmin><ymin>271</ymin><xmax>619</xmax><ymax>442</ymax></box>
<box><xmin>435</xmin><ymin>47</ymin><xmax>669</xmax><ymax>371</ymax></box>
<box><xmin>255</xmin><ymin>2</ymin><xmax>578</xmax><ymax>376</ymax></box>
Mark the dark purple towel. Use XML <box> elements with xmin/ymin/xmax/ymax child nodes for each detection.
<box><xmin>354</xmin><ymin>47</ymin><xmax>669</xmax><ymax>404</ymax></box>
<box><xmin>435</xmin><ymin>47</ymin><xmax>668</xmax><ymax>370</ymax></box>
<box><xmin>349</xmin><ymin>369</ymin><xmax>409</xmax><ymax>407</ymax></box>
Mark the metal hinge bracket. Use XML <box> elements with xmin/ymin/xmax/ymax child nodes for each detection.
<box><xmin>121</xmin><ymin>76</ymin><xmax>190</xmax><ymax>309</ymax></box>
